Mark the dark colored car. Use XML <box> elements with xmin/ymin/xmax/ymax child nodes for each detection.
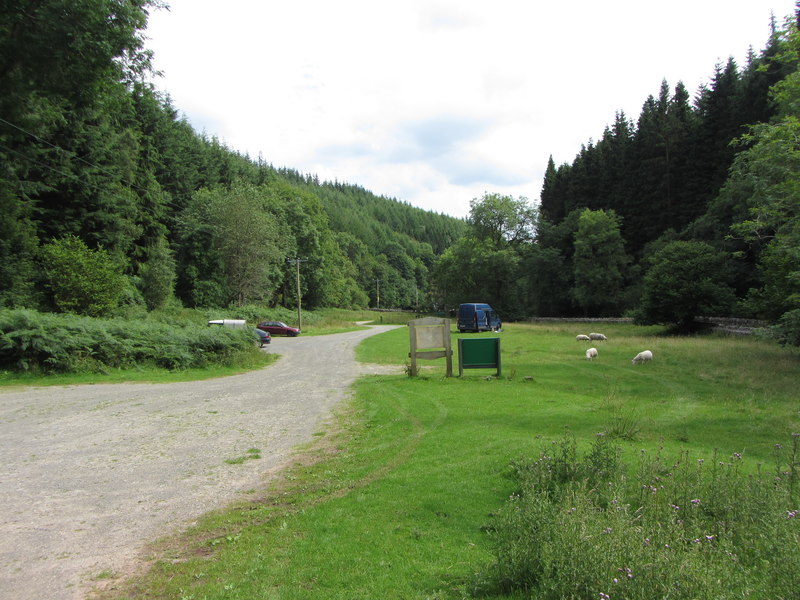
<box><xmin>257</xmin><ymin>320</ymin><xmax>300</xmax><ymax>337</ymax></box>
<box><xmin>253</xmin><ymin>328</ymin><xmax>271</xmax><ymax>347</ymax></box>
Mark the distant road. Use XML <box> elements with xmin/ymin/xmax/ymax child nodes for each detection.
<box><xmin>0</xmin><ymin>325</ymin><xmax>400</xmax><ymax>600</ymax></box>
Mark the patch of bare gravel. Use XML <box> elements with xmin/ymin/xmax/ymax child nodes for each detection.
<box><xmin>0</xmin><ymin>325</ymin><xmax>401</xmax><ymax>600</ymax></box>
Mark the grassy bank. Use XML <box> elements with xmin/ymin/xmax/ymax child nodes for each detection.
<box><xmin>94</xmin><ymin>323</ymin><xmax>799</xmax><ymax>599</ymax></box>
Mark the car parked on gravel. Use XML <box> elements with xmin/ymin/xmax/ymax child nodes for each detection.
<box><xmin>257</xmin><ymin>321</ymin><xmax>300</xmax><ymax>337</ymax></box>
<box><xmin>254</xmin><ymin>328</ymin><xmax>271</xmax><ymax>347</ymax></box>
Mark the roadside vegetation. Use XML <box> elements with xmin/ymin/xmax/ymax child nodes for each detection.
<box><xmin>95</xmin><ymin>322</ymin><xmax>799</xmax><ymax>599</ymax></box>
<box><xmin>0</xmin><ymin>307</ymin><xmax>413</xmax><ymax>387</ymax></box>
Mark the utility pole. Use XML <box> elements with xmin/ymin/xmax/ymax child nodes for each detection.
<box><xmin>287</xmin><ymin>258</ymin><xmax>308</xmax><ymax>331</ymax></box>
<box><xmin>374</xmin><ymin>278</ymin><xmax>382</xmax><ymax>310</ymax></box>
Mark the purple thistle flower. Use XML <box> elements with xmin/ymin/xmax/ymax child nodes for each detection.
<box><xmin>691</xmin><ymin>498</ymin><xmax>701</xmax><ymax>506</ymax></box>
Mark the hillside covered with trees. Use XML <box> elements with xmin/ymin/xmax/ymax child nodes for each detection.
<box><xmin>432</xmin><ymin>11</ymin><xmax>800</xmax><ymax>343</ymax></box>
<box><xmin>2</xmin><ymin>1</ymin><xmax>799</xmax><ymax>345</ymax></box>
<box><xmin>0</xmin><ymin>0</ymin><xmax>465</xmax><ymax>317</ymax></box>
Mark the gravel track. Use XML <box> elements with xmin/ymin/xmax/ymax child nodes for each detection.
<box><xmin>0</xmin><ymin>325</ymin><xmax>400</xmax><ymax>600</ymax></box>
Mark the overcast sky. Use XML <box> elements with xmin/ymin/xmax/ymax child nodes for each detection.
<box><xmin>144</xmin><ymin>0</ymin><xmax>797</xmax><ymax>218</ymax></box>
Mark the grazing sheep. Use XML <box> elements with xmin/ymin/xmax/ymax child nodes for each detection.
<box><xmin>589</xmin><ymin>333</ymin><xmax>608</xmax><ymax>341</ymax></box>
<box><xmin>576</xmin><ymin>334</ymin><xmax>591</xmax><ymax>341</ymax></box>
<box><xmin>632</xmin><ymin>350</ymin><xmax>653</xmax><ymax>364</ymax></box>
<box><xmin>586</xmin><ymin>347</ymin><xmax>598</xmax><ymax>361</ymax></box>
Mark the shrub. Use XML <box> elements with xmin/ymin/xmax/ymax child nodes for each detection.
<box><xmin>478</xmin><ymin>433</ymin><xmax>800</xmax><ymax>599</ymax></box>
<box><xmin>0</xmin><ymin>309</ymin><xmax>256</xmax><ymax>373</ymax></box>
<box><xmin>40</xmin><ymin>235</ymin><xmax>127</xmax><ymax>317</ymax></box>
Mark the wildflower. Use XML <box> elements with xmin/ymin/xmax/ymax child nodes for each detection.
<box><xmin>733</xmin><ymin>452</ymin><xmax>742</xmax><ymax>460</ymax></box>
<box><xmin>705</xmin><ymin>535</ymin><xmax>715</xmax><ymax>542</ymax></box>
<box><xmin>693</xmin><ymin>538</ymin><xmax>701</xmax><ymax>544</ymax></box>
<box><xmin>665</xmin><ymin>544</ymin><xmax>670</xmax><ymax>548</ymax></box>
<box><xmin>617</xmin><ymin>566</ymin><xmax>633</xmax><ymax>580</ymax></box>
<box><xmin>775</xmin><ymin>444</ymin><xmax>783</xmax><ymax>450</ymax></box>
<box><xmin>600</xmin><ymin>593</ymin><xmax>610</xmax><ymax>600</ymax></box>
<box><xmin>697</xmin><ymin>458</ymin><xmax>704</xmax><ymax>465</ymax></box>
<box><xmin>691</xmin><ymin>499</ymin><xmax>701</xmax><ymax>506</ymax></box>
<box><xmin>787</xmin><ymin>510</ymin><xmax>797</xmax><ymax>519</ymax></box>
<box><xmin>568</xmin><ymin>507</ymin><xmax>577</xmax><ymax>514</ymax></box>
<box><xmin>603</xmin><ymin>527</ymin><xmax>613</xmax><ymax>534</ymax></box>
<box><xmin>643</xmin><ymin>538</ymin><xmax>651</xmax><ymax>546</ymax></box>
<box><xmin>669</xmin><ymin>504</ymin><xmax>680</xmax><ymax>510</ymax></box>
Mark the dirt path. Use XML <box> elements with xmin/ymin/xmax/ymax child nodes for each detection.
<box><xmin>0</xmin><ymin>325</ymin><xmax>401</xmax><ymax>600</ymax></box>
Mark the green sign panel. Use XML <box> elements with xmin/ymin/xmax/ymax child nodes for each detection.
<box><xmin>458</xmin><ymin>337</ymin><xmax>501</xmax><ymax>377</ymax></box>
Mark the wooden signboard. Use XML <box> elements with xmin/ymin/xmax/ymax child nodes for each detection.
<box><xmin>408</xmin><ymin>317</ymin><xmax>452</xmax><ymax>377</ymax></box>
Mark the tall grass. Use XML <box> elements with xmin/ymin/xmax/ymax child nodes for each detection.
<box><xmin>480</xmin><ymin>433</ymin><xmax>800</xmax><ymax>599</ymax></box>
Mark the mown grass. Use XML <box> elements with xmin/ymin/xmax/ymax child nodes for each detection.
<box><xmin>92</xmin><ymin>322</ymin><xmax>799</xmax><ymax>599</ymax></box>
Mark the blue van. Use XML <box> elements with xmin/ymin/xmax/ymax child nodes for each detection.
<box><xmin>457</xmin><ymin>303</ymin><xmax>502</xmax><ymax>333</ymax></box>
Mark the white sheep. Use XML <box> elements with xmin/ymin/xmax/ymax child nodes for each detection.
<box><xmin>586</xmin><ymin>347</ymin><xmax>598</xmax><ymax>361</ymax></box>
<box><xmin>631</xmin><ymin>350</ymin><xmax>653</xmax><ymax>364</ymax></box>
<box><xmin>576</xmin><ymin>334</ymin><xmax>591</xmax><ymax>341</ymax></box>
<box><xmin>589</xmin><ymin>333</ymin><xmax>608</xmax><ymax>341</ymax></box>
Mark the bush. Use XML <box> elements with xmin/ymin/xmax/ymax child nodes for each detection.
<box><xmin>762</xmin><ymin>308</ymin><xmax>800</xmax><ymax>347</ymax></box>
<box><xmin>0</xmin><ymin>309</ymin><xmax>256</xmax><ymax>373</ymax></box>
<box><xmin>40</xmin><ymin>235</ymin><xmax>126</xmax><ymax>317</ymax></box>
<box><xmin>477</xmin><ymin>433</ymin><xmax>800</xmax><ymax>599</ymax></box>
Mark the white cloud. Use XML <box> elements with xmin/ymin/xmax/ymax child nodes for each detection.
<box><xmin>145</xmin><ymin>0</ymin><xmax>797</xmax><ymax>217</ymax></box>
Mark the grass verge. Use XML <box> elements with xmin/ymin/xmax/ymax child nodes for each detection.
<box><xmin>92</xmin><ymin>322</ymin><xmax>799</xmax><ymax>599</ymax></box>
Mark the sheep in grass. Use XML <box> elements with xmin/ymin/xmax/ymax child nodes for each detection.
<box><xmin>576</xmin><ymin>334</ymin><xmax>591</xmax><ymax>341</ymax></box>
<box><xmin>632</xmin><ymin>350</ymin><xmax>653</xmax><ymax>364</ymax></box>
<box><xmin>586</xmin><ymin>347</ymin><xmax>598</xmax><ymax>361</ymax></box>
<box><xmin>589</xmin><ymin>333</ymin><xmax>608</xmax><ymax>341</ymax></box>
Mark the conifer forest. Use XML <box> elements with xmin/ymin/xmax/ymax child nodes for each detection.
<box><xmin>1</xmin><ymin>2</ymin><xmax>799</xmax><ymax>343</ymax></box>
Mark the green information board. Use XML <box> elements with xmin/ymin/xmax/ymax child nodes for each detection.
<box><xmin>458</xmin><ymin>337</ymin><xmax>501</xmax><ymax>377</ymax></box>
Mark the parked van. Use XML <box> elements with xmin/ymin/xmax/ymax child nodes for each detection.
<box><xmin>457</xmin><ymin>303</ymin><xmax>502</xmax><ymax>333</ymax></box>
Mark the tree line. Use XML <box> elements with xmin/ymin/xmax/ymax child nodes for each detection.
<box><xmin>432</xmin><ymin>11</ymin><xmax>800</xmax><ymax>343</ymax></box>
<box><xmin>2</xmin><ymin>1</ymin><xmax>798</xmax><ymax>344</ymax></box>
<box><xmin>0</xmin><ymin>0</ymin><xmax>465</xmax><ymax>317</ymax></box>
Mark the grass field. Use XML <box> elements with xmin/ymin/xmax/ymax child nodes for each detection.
<box><xmin>95</xmin><ymin>322</ymin><xmax>799</xmax><ymax>599</ymax></box>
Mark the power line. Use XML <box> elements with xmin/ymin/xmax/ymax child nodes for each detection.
<box><xmin>0</xmin><ymin>115</ymin><xmax>184</xmax><ymax>211</ymax></box>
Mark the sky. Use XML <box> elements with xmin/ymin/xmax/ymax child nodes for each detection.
<box><xmin>144</xmin><ymin>0</ymin><xmax>797</xmax><ymax>218</ymax></box>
